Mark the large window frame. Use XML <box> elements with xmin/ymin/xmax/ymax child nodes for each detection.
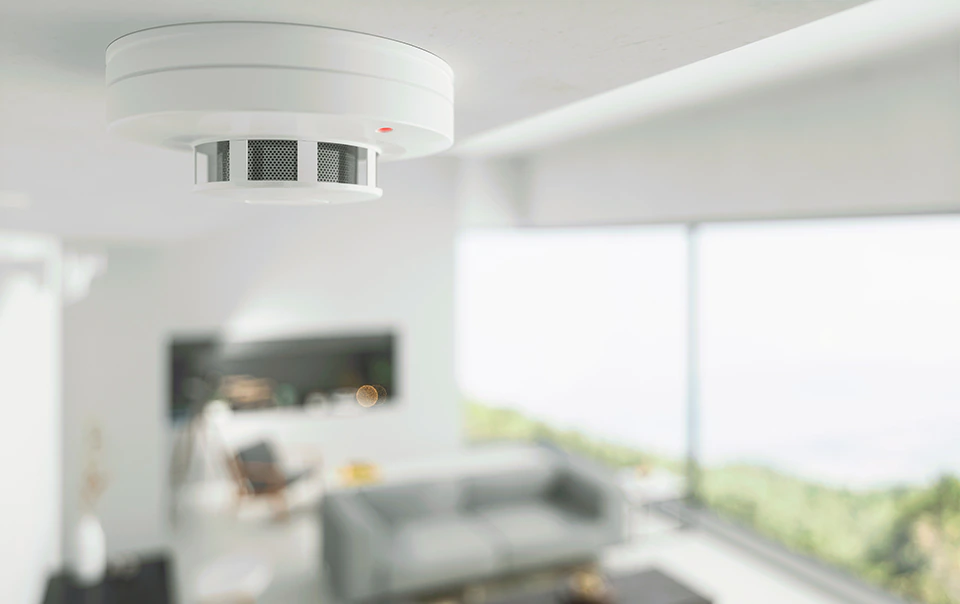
<box><xmin>678</xmin><ymin>214</ymin><xmax>960</xmax><ymax>604</ymax></box>
<box><xmin>461</xmin><ymin>214</ymin><xmax>960</xmax><ymax>604</ymax></box>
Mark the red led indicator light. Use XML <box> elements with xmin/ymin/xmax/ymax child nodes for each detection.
<box><xmin>377</xmin><ymin>127</ymin><xmax>393</xmax><ymax>133</ymax></box>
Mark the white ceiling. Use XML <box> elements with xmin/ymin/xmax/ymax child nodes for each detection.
<box><xmin>455</xmin><ymin>0</ymin><xmax>960</xmax><ymax>158</ymax></box>
<box><xmin>520</xmin><ymin>38</ymin><xmax>960</xmax><ymax>226</ymax></box>
<box><xmin>0</xmin><ymin>0</ymin><xmax>870</xmax><ymax>240</ymax></box>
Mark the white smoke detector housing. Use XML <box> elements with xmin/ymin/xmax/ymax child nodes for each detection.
<box><xmin>105</xmin><ymin>22</ymin><xmax>455</xmax><ymax>204</ymax></box>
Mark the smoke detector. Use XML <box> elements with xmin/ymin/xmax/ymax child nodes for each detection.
<box><xmin>105</xmin><ymin>22</ymin><xmax>454</xmax><ymax>204</ymax></box>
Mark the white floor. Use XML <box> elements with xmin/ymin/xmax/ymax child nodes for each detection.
<box><xmin>169</xmin><ymin>504</ymin><xmax>848</xmax><ymax>604</ymax></box>
<box><xmin>172</xmin><ymin>505</ymin><xmax>325</xmax><ymax>604</ymax></box>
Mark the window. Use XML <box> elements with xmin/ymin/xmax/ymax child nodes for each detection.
<box><xmin>458</xmin><ymin>227</ymin><xmax>687</xmax><ymax>482</ymax></box>
<box><xmin>699</xmin><ymin>217</ymin><xmax>960</xmax><ymax>603</ymax></box>
<box><xmin>458</xmin><ymin>216</ymin><xmax>960</xmax><ymax>602</ymax></box>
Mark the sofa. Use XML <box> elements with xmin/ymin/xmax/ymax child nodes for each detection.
<box><xmin>321</xmin><ymin>444</ymin><xmax>624</xmax><ymax>602</ymax></box>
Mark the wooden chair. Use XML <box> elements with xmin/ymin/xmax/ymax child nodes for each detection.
<box><xmin>225</xmin><ymin>441</ymin><xmax>315</xmax><ymax>520</ymax></box>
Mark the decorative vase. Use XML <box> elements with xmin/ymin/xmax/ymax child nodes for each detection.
<box><xmin>74</xmin><ymin>513</ymin><xmax>107</xmax><ymax>586</ymax></box>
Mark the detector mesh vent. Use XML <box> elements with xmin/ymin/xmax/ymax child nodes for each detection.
<box><xmin>317</xmin><ymin>143</ymin><xmax>359</xmax><ymax>183</ymax></box>
<box><xmin>247</xmin><ymin>140</ymin><xmax>298</xmax><ymax>181</ymax></box>
<box><xmin>195</xmin><ymin>140</ymin><xmax>379</xmax><ymax>199</ymax></box>
<box><xmin>215</xmin><ymin>141</ymin><xmax>230</xmax><ymax>181</ymax></box>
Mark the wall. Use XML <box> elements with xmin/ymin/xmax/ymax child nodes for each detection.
<box><xmin>61</xmin><ymin>156</ymin><xmax>461</xmax><ymax>554</ymax></box>
<box><xmin>517</xmin><ymin>40</ymin><xmax>960</xmax><ymax>227</ymax></box>
<box><xmin>455</xmin><ymin>158</ymin><xmax>531</xmax><ymax>228</ymax></box>
<box><xmin>62</xmin><ymin>246</ymin><xmax>168</xmax><ymax>560</ymax></box>
<box><xmin>165</xmin><ymin>156</ymin><xmax>462</xmax><ymax>470</ymax></box>
<box><xmin>0</xmin><ymin>234</ymin><xmax>61</xmax><ymax>604</ymax></box>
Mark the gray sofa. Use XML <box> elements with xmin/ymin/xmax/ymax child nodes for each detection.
<box><xmin>321</xmin><ymin>445</ymin><xmax>624</xmax><ymax>602</ymax></box>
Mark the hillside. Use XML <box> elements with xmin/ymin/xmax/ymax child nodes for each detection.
<box><xmin>465</xmin><ymin>401</ymin><xmax>682</xmax><ymax>473</ymax></box>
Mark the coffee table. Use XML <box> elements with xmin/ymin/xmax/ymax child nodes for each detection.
<box><xmin>485</xmin><ymin>568</ymin><xmax>711</xmax><ymax>604</ymax></box>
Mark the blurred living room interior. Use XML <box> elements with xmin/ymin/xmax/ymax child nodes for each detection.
<box><xmin>2</xmin><ymin>1</ymin><xmax>960</xmax><ymax>603</ymax></box>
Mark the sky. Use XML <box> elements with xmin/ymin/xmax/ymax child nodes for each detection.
<box><xmin>456</xmin><ymin>216</ymin><xmax>960</xmax><ymax>489</ymax></box>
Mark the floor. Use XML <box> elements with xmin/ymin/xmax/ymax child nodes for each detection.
<box><xmin>169</xmin><ymin>502</ymin><xmax>848</xmax><ymax>604</ymax></box>
<box><xmin>172</xmin><ymin>506</ymin><xmax>325</xmax><ymax>603</ymax></box>
<box><xmin>603</xmin><ymin>515</ymin><xmax>848</xmax><ymax>604</ymax></box>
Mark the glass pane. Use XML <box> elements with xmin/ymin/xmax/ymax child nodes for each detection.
<box><xmin>700</xmin><ymin>216</ymin><xmax>960</xmax><ymax>603</ymax></box>
<box><xmin>457</xmin><ymin>227</ymin><xmax>687</xmax><ymax>491</ymax></box>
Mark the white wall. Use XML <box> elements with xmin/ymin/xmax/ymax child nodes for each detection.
<box><xmin>62</xmin><ymin>246</ymin><xmax>168</xmax><ymax>560</ymax></box>
<box><xmin>165</xmin><ymin>156</ymin><xmax>462</xmax><ymax>469</ymax></box>
<box><xmin>0</xmin><ymin>234</ymin><xmax>61</xmax><ymax>604</ymax></box>
<box><xmin>62</xmin><ymin>156</ymin><xmax>461</xmax><ymax>553</ymax></box>
<box><xmin>456</xmin><ymin>158</ymin><xmax>531</xmax><ymax>228</ymax></box>
<box><xmin>518</xmin><ymin>40</ymin><xmax>960</xmax><ymax>227</ymax></box>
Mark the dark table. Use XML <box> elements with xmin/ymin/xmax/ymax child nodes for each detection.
<box><xmin>488</xmin><ymin>568</ymin><xmax>712</xmax><ymax>604</ymax></box>
<box><xmin>41</xmin><ymin>554</ymin><xmax>174</xmax><ymax>604</ymax></box>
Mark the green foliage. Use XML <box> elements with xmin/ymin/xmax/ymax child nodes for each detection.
<box><xmin>867</xmin><ymin>476</ymin><xmax>960</xmax><ymax>603</ymax></box>
<box><xmin>465</xmin><ymin>400</ymin><xmax>960</xmax><ymax>604</ymax></box>
<box><xmin>701</xmin><ymin>464</ymin><xmax>905</xmax><ymax>573</ymax></box>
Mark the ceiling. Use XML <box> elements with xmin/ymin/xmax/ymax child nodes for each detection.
<box><xmin>519</xmin><ymin>38</ymin><xmax>960</xmax><ymax>227</ymax></box>
<box><xmin>454</xmin><ymin>0</ymin><xmax>960</xmax><ymax>158</ymax></box>
<box><xmin>0</xmin><ymin>0</ymin><xmax>870</xmax><ymax>240</ymax></box>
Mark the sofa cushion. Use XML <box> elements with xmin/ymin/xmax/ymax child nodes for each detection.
<box><xmin>388</xmin><ymin>517</ymin><xmax>504</xmax><ymax>593</ymax></box>
<box><xmin>463</xmin><ymin>466</ymin><xmax>557</xmax><ymax>510</ymax></box>
<box><xmin>361</xmin><ymin>480</ymin><xmax>463</xmax><ymax>526</ymax></box>
<box><xmin>477</xmin><ymin>503</ymin><xmax>604</xmax><ymax>569</ymax></box>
